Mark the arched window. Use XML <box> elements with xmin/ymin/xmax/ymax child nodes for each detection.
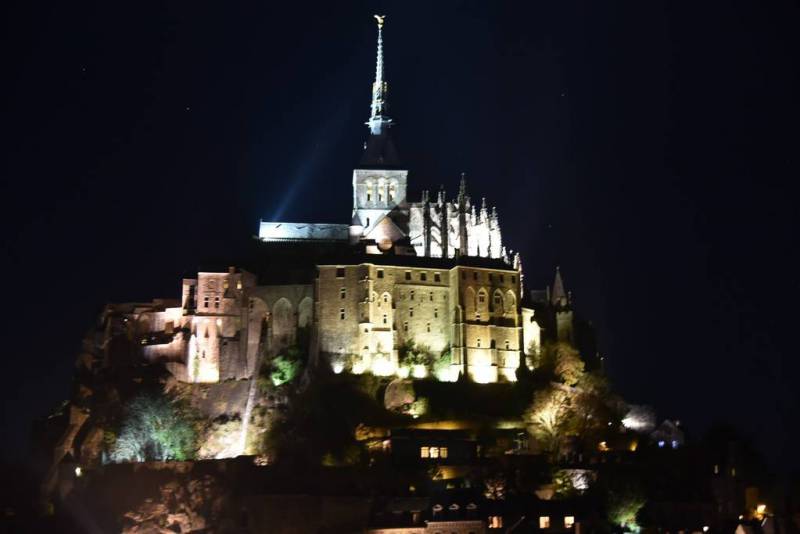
<box><xmin>377</xmin><ymin>179</ymin><xmax>385</xmax><ymax>203</ymax></box>
<box><xmin>365</xmin><ymin>181</ymin><xmax>373</xmax><ymax>202</ymax></box>
<box><xmin>493</xmin><ymin>289</ymin><xmax>504</xmax><ymax>313</ymax></box>
<box><xmin>504</xmin><ymin>290</ymin><xmax>517</xmax><ymax>313</ymax></box>
<box><xmin>388</xmin><ymin>181</ymin><xmax>397</xmax><ymax>202</ymax></box>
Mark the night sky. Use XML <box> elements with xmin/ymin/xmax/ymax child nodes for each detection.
<box><xmin>2</xmin><ymin>2</ymin><xmax>798</xmax><ymax>471</ymax></box>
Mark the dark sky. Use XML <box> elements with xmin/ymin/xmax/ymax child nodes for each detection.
<box><xmin>2</xmin><ymin>1</ymin><xmax>798</xmax><ymax>470</ymax></box>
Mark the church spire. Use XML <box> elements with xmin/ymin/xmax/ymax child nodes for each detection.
<box><xmin>550</xmin><ymin>266</ymin><xmax>568</xmax><ymax>306</ymax></box>
<box><xmin>367</xmin><ymin>15</ymin><xmax>392</xmax><ymax>135</ymax></box>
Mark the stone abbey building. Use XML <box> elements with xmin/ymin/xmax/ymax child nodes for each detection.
<box><xmin>115</xmin><ymin>18</ymin><xmax>587</xmax><ymax>385</ymax></box>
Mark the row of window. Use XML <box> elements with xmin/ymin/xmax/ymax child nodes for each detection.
<box><xmin>203</xmin><ymin>278</ymin><xmax>242</xmax><ymax>291</ymax></box>
<box><xmin>420</xmin><ymin>446</ymin><xmax>448</xmax><ymax>459</ymax></box>
<box><xmin>202</xmin><ymin>296</ymin><xmax>221</xmax><ymax>309</ymax></box>
<box><xmin>487</xmin><ymin>516</ymin><xmax>575</xmax><ymax>530</ymax></box>
<box><xmin>364</xmin><ymin>181</ymin><xmax>398</xmax><ymax>203</ymax></box>
<box><xmin>461</xmin><ymin>270</ymin><xmax>516</xmax><ymax>284</ymax></box>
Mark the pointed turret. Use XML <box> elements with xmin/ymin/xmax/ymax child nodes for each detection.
<box><xmin>550</xmin><ymin>266</ymin><xmax>568</xmax><ymax>306</ymax></box>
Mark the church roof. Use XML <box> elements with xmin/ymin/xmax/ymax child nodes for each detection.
<box><xmin>358</xmin><ymin>131</ymin><xmax>402</xmax><ymax>169</ymax></box>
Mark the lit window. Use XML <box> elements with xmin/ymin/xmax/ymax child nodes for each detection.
<box><xmin>539</xmin><ymin>516</ymin><xmax>550</xmax><ymax>529</ymax></box>
<box><xmin>564</xmin><ymin>516</ymin><xmax>575</xmax><ymax>529</ymax></box>
<box><xmin>671</xmin><ymin>440</ymin><xmax>679</xmax><ymax>449</ymax></box>
<box><xmin>440</xmin><ymin>447</ymin><xmax>448</xmax><ymax>458</ymax></box>
<box><xmin>420</xmin><ymin>446</ymin><xmax>429</xmax><ymax>458</ymax></box>
<box><xmin>236</xmin><ymin>279</ymin><xmax>242</xmax><ymax>290</ymax></box>
<box><xmin>420</xmin><ymin>272</ymin><xmax>427</xmax><ymax>281</ymax></box>
<box><xmin>339</xmin><ymin>308</ymin><xmax>345</xmax><ymax>320</ymax></box>
<box><xmin>223</xmin><ymin>278</ymin><xmax>229</xmax><ymax>289</ymax></box>
<box><xmin>340</xmin><ymin>287</ymin><xmax>346</xmax><ymax>299</ymax></box>
<box><xmin>489</xmin><ymin>516</ymin><xmax>503</xmax><ymax>528</ymax></box>
<box><xmin>405</xmin><ymin>271</ymin><xmax>411</xmax><ymax>281</ymax></box>
<box><xmin>657</xmin><ymin>440</ymin><xmax>665</xmax><ymax>448</ymax></box>
<box><xmin>713</xmin><ymin>464</ymin><xmax>719</xmax><ymax>474</ymax></box>
<box><xmin>434</xmin><ymin>272</ymin><xmax>441</xmax><ymax>282</ymax></box>
<box><xmin>336</xmin><ymin>267</ymin><xmax>345</xmax><ymax>278</ymax></box>
<box><xmin>429</xmin><ymin>447</ymin><xmax>439</xmax><ymax>458</ymax></box>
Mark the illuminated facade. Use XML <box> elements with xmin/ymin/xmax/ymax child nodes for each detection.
<box><xmin>124</xmin><ymin>17</ymin><xmax>547</xmax><ymax>384</ymax></box>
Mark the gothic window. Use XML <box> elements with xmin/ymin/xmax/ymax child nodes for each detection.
<box><xmin>420</xmin><ymin>272</ymin><xmax>427</xmax><ymax>281</ymax></box>
<box><xmin>479</xmin><ymin>294</ymin><xmax>486</xmax><ymax>303</ymax></box>
<box><xmin>340</xmin><ymin>287</ymin><xmax>346</xmax><ymax>299</ymax></box>
<box><xmin>339</xmin><ymin>308</ymin><xmax>345</xmax><ymax>320</ymax></box>
<box><xmin>434</xmin><ymin>272</ymin><xmax>441</xmax><ymax>282</ymax></box>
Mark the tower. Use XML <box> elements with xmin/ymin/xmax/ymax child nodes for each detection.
<box><xmin>351</xmin><ymin>15</ymin><xmax>410</xmax><ymax>252</ymax></box>
<box><xmin>551</xmin><ymin>266</ymin><xmax>574</xmax><ymax>344</ymax></box>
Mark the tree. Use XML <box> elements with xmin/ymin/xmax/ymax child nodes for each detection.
<box><xmin>607</xmin><ymin>482</ymin><xmax>646</xmax><ymax>532</ymax></box>
<box><xmin>111</xmin><ymin>392</ymin><xmax>196</xmax><ymax>463</ymax></box>
<box><xmin>525</xmin><ymin>385</ymin><xmax>573</xmax><ymax>456</ymax></box>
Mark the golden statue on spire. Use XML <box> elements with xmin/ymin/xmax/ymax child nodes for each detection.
<box><xmin>374</xmin><ymin>14</ymin><xmax>385</xmax><ymax>29</ymax></box>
